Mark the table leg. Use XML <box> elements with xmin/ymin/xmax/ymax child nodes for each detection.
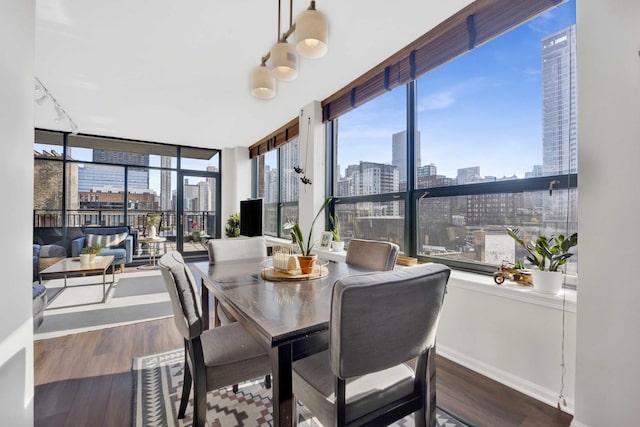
<box><xmin>272</xmin><ymin>344</ymin><xmax>296</xmax><ymax>427</ymax></box>
<box><xmin>102</xmin><ymin>269</ymin><xmax>106</xmax><ymax>302</ymax></box>
<box><xmin>200</xmin><ymin>278</ymin><xmax>209</xmax><ymax>330</ymax></box>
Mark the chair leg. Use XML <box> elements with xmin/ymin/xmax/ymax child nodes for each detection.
<box><xmin>415</xmin><ymin>407</ymin><xmax>427</xmax><ymax>427</ymax></box>
<box><xmin>265</xmin><ymin>375</ymin><xmax>271</xmax><ymax>389</ymax></box>
<box><xmin>120</xmin><ymin>263</ymin><xmax>125</xmax><ymax>273</ymax></box>
<box><xmin>191</xmin><ymin>339</ymin><xmax>208</xmax><ymax>427</ymax></box>
<box><xmin>178</xmin><ymin>361</ymin><xmax>192</xmax><ymax>419</ymax></box>
<box><xmin>233</xmin><ymin>384</ymin><xmax>239</xmax><ymax>393</ymax></box>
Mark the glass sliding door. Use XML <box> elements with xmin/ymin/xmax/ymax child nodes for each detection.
<box><xmin>177</xmin><ymin>172</ymin><xmax>220</xmax><ymax>257</ymax></box>
<box><xmin>128</xmin><ymin>168</ymin><xmax>176</xmax><ymax>261</ymax></box>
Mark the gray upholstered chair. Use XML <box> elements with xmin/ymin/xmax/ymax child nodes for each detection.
<box><xmin>292</xmin><ymin>263</ymin><xmax>451</xmax><ymax>427</ymax></box>
<box><xmin>158</xmin><ymin>251</ymin><xmax>271</xmax><ymax>427</ymax></box>
<box><xmin>207</xmin><ymin>236</ymin><xmax>267</xmax><ymax>325</ymax></box>
<box><xmin>345</xmin><ymin>238</ymin><xmax>399</xmax><ymax>271</ymax></box>
<box><xmin>207</xmin><ymin>235</ymin><xmax>267</xmax><ymax>264</ymax></box>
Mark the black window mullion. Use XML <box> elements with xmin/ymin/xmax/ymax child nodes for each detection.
<box><xmin>406</xmin><ymin>81</ymin><xmax>417</xmax><ymax>257</ymax></box>
<box><xmin>413</xmin><ymin>174</ymin><xmax>577</xmax><ymax>199</ymax></box>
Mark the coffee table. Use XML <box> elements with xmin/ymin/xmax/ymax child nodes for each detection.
<box><xmin>39</xmin><ymin>255</ymin><xmax>116</xmax><ymax>307</ymax></box>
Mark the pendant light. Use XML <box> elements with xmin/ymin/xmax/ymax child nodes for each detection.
<box><xmin>250</xmin><ymin>62</ymin><xmax>276</xmax><ymax>99</ymax></box>
<box><xmin>250</xmin><ymin>0</ymin><xmax>329</xmax><ymax>97</ymax></box>
<box><xmin>270</xmin><ymin>0</ymin><xmax>298</xmax><ymax>81</ymax></box>
<box><xmin>270</xmin><ymin>41</ymin><xmax>298</xmax><ymax>81</ymax></box>
<box><xmin>295</xmin><ymin>1</ymin><xmax>328</xmax><ymax>58</ymax></box>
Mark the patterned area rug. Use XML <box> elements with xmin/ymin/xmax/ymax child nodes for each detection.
<box><xmin>133</xmin><ymin>348</ymin><xmax>470</xmax><ymax>427</ymax></box>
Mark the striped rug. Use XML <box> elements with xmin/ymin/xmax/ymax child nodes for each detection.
<box><xmin>133</xmin><ymin>348</ymin><xmax>471</xmax><ymax>427</ymax></box>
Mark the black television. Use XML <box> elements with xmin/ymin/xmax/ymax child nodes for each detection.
<box><xmin>240</xmin><ymin>199</ymin><xmax>263</xmax><ymax>237</ymax></box>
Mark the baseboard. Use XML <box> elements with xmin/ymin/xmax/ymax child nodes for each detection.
<box><xmin>437</xmin><ymin>344</ymin><xmax>575</xmax><ymax>415</ymax></box>
<box><xmin>570</xmin><ymin>419</ymin><xmax>588</xmax><ymax>427</ymax></box>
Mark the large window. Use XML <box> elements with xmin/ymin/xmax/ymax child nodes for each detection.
<box><xmin>332</xmin><ymin>86</ymin><xmax>407</xmax><ymax>251</ymax></box>
<box><xmin>256</xmin><ymin>137</ymin><xmax>300</xmax><ymax>238</ymax></box>
<box><xmin>331</xmin><ymin>0</ymin><xmax>577</xmax><ymax>275</ymax></box>
<box><xmin>33</xmin><ymin>130</ymin><xmax>219</xmax><ymax>260</ymax></box>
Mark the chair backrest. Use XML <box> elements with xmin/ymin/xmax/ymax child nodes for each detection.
<box><xmin>329</xmin><ymin>263</ymin><xmax>450</xmax><ymax>379</ymax></box>
<box><xmin>84</xmin><ymin>226</ymin><xmax>130</xmax><ymax>236</ymax></box>
<box><xmin>158</xmin><ymin>251</ymin><xmax>203</xmax><ymax>340</ymax></box>
<box><xmin>84</xmin><ymin>227</ymin><xmax>131</xmax><ymax>250</ymax></box>
<box><xmin>207</xmin><ymin>236</ymin><xmax>267</xmax><ymax>264</ymax></box>
<box><xmin>345</xmin><ymin>239</ymin><xmax>399</xmax><ymax>271</ymax></box>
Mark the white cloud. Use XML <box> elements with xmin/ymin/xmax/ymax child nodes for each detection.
<box><xmin>418</xmin><ymin>91</ymin><xmax>456</xmax><ymax>111</ymax></box>
<box><xmin>417</xmin><ymin>77</ymin><xmax>486</xmax><ymax>112</ymax></box>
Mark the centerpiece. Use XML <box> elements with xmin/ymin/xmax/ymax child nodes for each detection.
<box><xmin>80</xmin><ymin>243</ymin><xmax>102</xmax><ymax>265</ymax></box>
<box><xmin>506</xmin><ymin>227</ymin><xmax>578</xmax><ymax>294</ymax></box>
<box><xmin>285</xmin><ymin>197</ymin><xmax>332</xmax><ymax>274</ymax></box>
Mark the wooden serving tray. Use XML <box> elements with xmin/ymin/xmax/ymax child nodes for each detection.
<box><xmin>261</xmin><ymin>265</ymin><xmax>329</xmax><ymax>281</ymax></box>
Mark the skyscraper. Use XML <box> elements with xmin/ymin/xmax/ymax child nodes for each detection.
<box><xmin>542</xmin><ymin>25</ymin><xmax>577</xmax><ymax>175</ymax></box>
<box><xmin>391</xmin><ymin>130</ymin><xmax>421</xmax><ymax>183</ymax></box>
<box><xmin>161</xmin><ymin>156</ymin><xmax>172</xmax><ymax>212</ymax></box>
<box><xmin>541</xmin><ymin>25</ymin><xmax>578</xmax><ymax>224</ymax></box>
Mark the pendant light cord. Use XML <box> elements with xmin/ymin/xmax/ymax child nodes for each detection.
<box><xmin>557</xmin><ymin>29</ymin><xmax>575</xmax><ymax>410</ymax></box>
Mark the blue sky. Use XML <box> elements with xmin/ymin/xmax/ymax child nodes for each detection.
<box><xmin>337</xmin><ymin>0</ymin><xmax>576</xmax><ymax>180</ymax></box>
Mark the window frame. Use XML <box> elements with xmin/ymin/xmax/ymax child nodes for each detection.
<box><xmin>328</xmin><ymin>78</ymin><xmax>578</xmax><ymax>277</ymax></box>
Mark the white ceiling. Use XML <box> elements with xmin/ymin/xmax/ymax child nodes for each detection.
<box><xmin>34</xmin><ymin>0</ymin><xmax>472</xmax><ymax>150</ymax></box>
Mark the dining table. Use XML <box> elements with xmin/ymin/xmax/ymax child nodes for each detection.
<box><xmin>192</xmin><ymin>257</ymin><xmax>437</xmax><ymax>427</ymax></box>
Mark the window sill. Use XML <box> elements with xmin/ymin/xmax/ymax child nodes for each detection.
<box><xmin>302</xmin><ymin>245</ymin><xmax>576</xmax><ymax>312</ymax></box>
<box><xmin>449</xmin><ymin>270</ymin><xmax>576</xmax><ymax>312</ymax></box>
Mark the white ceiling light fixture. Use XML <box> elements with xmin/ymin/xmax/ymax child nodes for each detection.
<box><xmin>295</xmin><ymin>1</ymin><xmax>328</xmax><ymax>59</ymax></box>
<box><xmin>250</xmin><ymin>0</ymin><xmax>328</xmax><ymax>99</ymax></box>
<box><xmin>250</xmin><ymin>61</ymin><xmax>276</xmax><ymax>99</ymax></box>
<box><xmin>270</xmin><ymin>0</ymin><xmax>298</xmax><ymax>81</ymax></box>
<box><xmin>35</xmin><ymin>77</ymin><xmax>79</xmax><ymax>133</ymax></box>
<box><xmin>270</xmin><ymin>40</ymin><xmax>298</xmax><ymax>81</ymax></box>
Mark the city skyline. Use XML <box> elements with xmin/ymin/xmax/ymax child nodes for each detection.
<box><xmin>336</xmin><ymin>0</ymin><xmax>576</xmax><ymax>181</ymax></box>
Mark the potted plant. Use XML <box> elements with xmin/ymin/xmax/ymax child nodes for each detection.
<box><xmin>506</xmin><ymin>227</ymin><xmax>578</xmax><ymax>294</ymax></box>
<box><xmin>284</xmin><ymin>197</ymin><xmax>332</xmax><ymax>273</ymax></box>
<box><xmin>81</xmin><ymin>243</ymin><xmax>102</xmax><ymax>265</ymax></box>
<box><xmin>146</xmin><ymin>214</ymin><xmax>161</xmax><ymax>238</ymax></box>
<box><xmin>329</xmin><ymin>214</ymin><xmax>344</xmax><ymax>252</ymax></box>
<box><xmin>225</xmin><ymin>212</ymin><xmax>241</xmax><ymax>238</ymax></box>
<box><xmin>190</xmin><ymin>220</ymin><xmax>202</xmax><ymax>242</ymax></box>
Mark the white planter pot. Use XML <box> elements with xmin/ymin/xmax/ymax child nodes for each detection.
<box><xmin>148</xmin><ymin>225</ymin><xmax>157</xmax><ymax>238</ymax></box>
<box><xmin>531</xmin><ymin>269</ymin><xmax>564</xmax><ymax>295</ymax></box>
<box><xmin>331</xmin><ymin>241</ymin><xmax>345</xmax><ymax>252</ymax></box>
<box><xmin>79</xmin><ymin>253</ymin><xmax>91</xmax><ymax>266</ymax></box>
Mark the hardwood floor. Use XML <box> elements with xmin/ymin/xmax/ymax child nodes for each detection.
<box><xmin>34</xmin><ymin>316</ymin><xmax>572</xmax><ymax>427</ymax></box>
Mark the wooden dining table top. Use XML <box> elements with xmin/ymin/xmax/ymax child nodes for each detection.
<box><xmin>191</xmin><ymin>257</ymin><xmax>371</xmax><ymax>347</ymax></box>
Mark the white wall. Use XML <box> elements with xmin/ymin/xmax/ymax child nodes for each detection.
<box><xmin>0</xmin><ymin>0</ymin><xmax>35</xmax><ymax>425</ymax></box>
<box><xmin>221</xmin><ymin>147</ymin><xmax>251</xmax><ymax>228</ymax></box>
<box><xmin>297</xmin><ymin>101</ymin><xmax>327</xmax><ymax>248</ymax></box>
<box><xmin>437</xmin><ymin>275</ymin><xmax>577</xmax><ymax>411</ymax></box>
<box><xmin>573</xmin><ymin>0</ymin><xmax>640</xmax><ymax>425</ymax></box>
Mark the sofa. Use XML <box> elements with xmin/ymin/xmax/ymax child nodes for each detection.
<box><xmin>71</xmin><ymin>226</ymin><xmax>133</xmax><ymax>272</ymax></box>
<box><xmin>33</xmin><ymin>244</ymin><xmax>67</xmax><ymax>330</ymax></box>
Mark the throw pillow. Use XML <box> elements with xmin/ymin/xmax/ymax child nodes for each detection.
<box><xmin>86</xmin><ymin>232</ymin><xmax>128</xmax><ymax>249</ymax></box>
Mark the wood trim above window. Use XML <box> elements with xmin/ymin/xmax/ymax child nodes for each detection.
<box><xmin>249</xmin><ymin>117</ymin><xmax>299</xmax><ymax>159</ymax></box>
<box><xmin>322</xmin><ymin>0</ymin><xmax>566</xmax><ymax>122</ymax></box>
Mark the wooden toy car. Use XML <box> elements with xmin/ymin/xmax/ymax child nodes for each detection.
<box><xmin>493</xmin><ymin>262</ymin><xmax>533</xmax><ymax>286</ymax></box>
